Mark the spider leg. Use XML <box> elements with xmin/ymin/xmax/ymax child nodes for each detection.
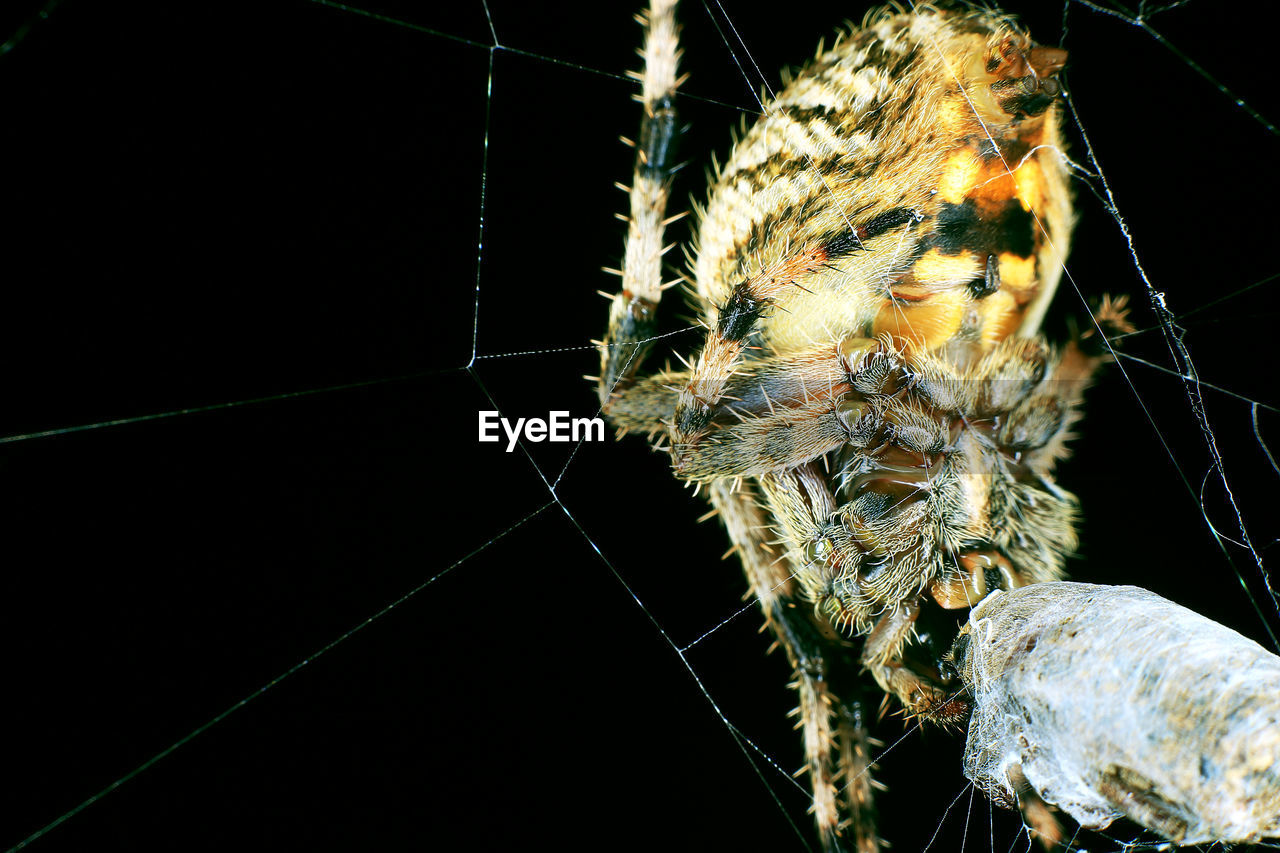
<box><xmin>833</xmin><ymin>690</ymin><xmax>881</xmax><ymax>853</ymax></box>
<box><xmin>671</xmin><ymin>242</ymin><xmax>848</xmax><ymax>461</ymax></box>
<box><xmin>1008</xmin><ymin>763</ymin><xmax>1065</xmax><ymax>850</ymax></box>
<box><xmin>710</xmin><ymin>479</ymin><xmax>881</xmax><ymax>853</ymax></box>
<box><xmin>670</xmin><ymin>333</ymin><xmax>953</xmax><ymax>483</ymax></box>
<box><xmin>860</xmin><ymin>599</ymin><xmax>959</xmax><ymax>720</ymax></box>
<box><xmin>758</xmin><ymin>466</ymin><xmax>885</xmax><ymax>851</ymax></box>
<box><xmin>598</xmin><ymin>0</ymin><xmax>685</xmax><ymax>408</ymax></box>
<box><xmin>756</xmin><ymin>464</ymin><xmax>860</xmax><ymax>611</ymax></box>
<box><xmin>671</xmin><ymin>341</ymin><xmax>878</xmax><ymax>480</ymax></box>
<box><xmin>682</xmin><ymin>397</ymin><xmax>849</xmax><ymax>480</ymax></box>
<box><xmin>605</xmin><ymin>343</ymin><xmax>850</xmax><ymax>439</ymax></box>
<box><xmin>600</xmin><ymin>369</ymin><xmax>682</xmax><ymax>435</ymax></box>
<box><xmin>1095</xmin><ymin>765</ymin><xmax>1189</xmax><ymax>845</ymax></box>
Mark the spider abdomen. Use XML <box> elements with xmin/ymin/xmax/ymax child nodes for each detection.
<box><xmin>693</xmin><ymin>7</ymin><xmax>1073</xmax><ymax>359</ymax></box>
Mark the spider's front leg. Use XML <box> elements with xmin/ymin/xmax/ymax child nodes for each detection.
<box><xmin>597</xmin><ymin>0</ymin><xmax>684</xmax><ymax>410</ymax></box>
<box><xmin>864</xmin><ymin>551</ymin><xmax>1019</xmax><ymax>723</ymax></box>
<box><xmin>859</xmin><ymin>598</ymin><xmax>969</xmax><ymax>723</ymax></box>
<box><xmin>712</xmin><ymin>479</ymin><xmax>882</xmax><ymax>853</ymax></box>
<box><xmin>621</xmin><ymin>338</ymin><xmax>890</xmax><ymax>478</ymax></box>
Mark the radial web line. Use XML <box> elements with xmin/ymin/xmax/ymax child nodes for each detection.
<box><xmin>1071</xmin><ymin>0</ymin><xmax>1279</xmax><ymax>136</ymax></box>
<box><xmin>839</xmin><ymin>715</ymin><xmax>924</xmax><ymax>794</ymax></box>
<box><xmin>560</xmin><ymin>504</ymin><xmax>815</xmax><ymax>805</ymax></box>
<box><xmin>468</xmin><ymin>46</ymin><xmax>497</xmax><ymax>367</ymax></box>
<box><xmin>465</xmin><ymin>366</ymin><xmax>819</xmax><ymax>825</ymax></box>
<box><xmin>551</xmin><ymin>326</ymin><xmax>697</xmax><ymax>491</ymax></box>
<box><xmin>1115</xmin><ymin>269</ymin><xmax>1280</xmax><ymax>341</ymax></box>
<box><xmin>306</xmin><ymin>0</ymin><xmax>489</xmax><ymax>48</ymax></box>
<box><xmin>467</xmin><ymin>363</ymin><xmax>813</xmax><ymax>784</ymax></box>
<box><xmin>474</xmin><ymin>324</ymin><xmax>698</xmax><ymax>362</ymax></box>
<box><xmin>3</xmin><ymin>500</ymin><xmax>556</xmax><ymax>853</ymax></box>
<box><xmin>989</xmin><ymin>797</ymin><xmax>997</xmax><ymax>853</ymax></box>
<box><xmin>548</xmin><ymin>325</ymin><xmax>650</xmax><ymax>490</ymax></box>
<box><xmin>922</xmin><ymin>783</ymin><xmax>978</xmax><ymax>853</ymax></box>
<box><xmin>0</xmin><ymin>367</ymin><xmax>461</xmax><ymax>446</ymax></box>
<box><xmin>679</xmin><ymin>560</ymin><xmax>807</xmax><ymax>653</ymax></box>
<box><xmin>1062</xmin><ymin>87</ymin><xmax>1280</xmax><ymax>627</ymax></box>
<box><xmin>960</xmin><ymin>783</ymin><xmax>976</xmax><ymax>853</ymax></box>
<box><xmin>303</xmin><ymin>0</ymin><xmax>758</xmax><ymax>114</ymax></box>
<box><xmin>1115</xmin><ymin>352</ymin><xmax>1280</xmax><ymax>413</ymax></box>
<box><xmin>1254</xmin><ymin>403</ymin><xmax>1280</xmax><ymax>480</ymax></box>
<box><xmin>678</xmin><ymin>596</ymin><xmax>759</xmax><ymax>652</ymax></box>
<box><xmin>479</xmin><ymin>0</ymin><xmax>498</xmax><ymax>46</ymax></box>
<box><xmin>498</xmin><ymin>44</ymin><xmax>759</xmax><ymax>112</ymax></box>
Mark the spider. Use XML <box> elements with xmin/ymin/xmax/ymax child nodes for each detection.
<box><xmin>592</xmin><ymin>2</ymin><xmax>1128</xmax><ymax>849</ymax></box>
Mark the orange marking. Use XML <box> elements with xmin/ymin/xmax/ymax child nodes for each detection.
<box><xmin>937</xmin><ymin>149</ymin><xmax>982</xmax><ymax>204</ymax></box>
<box><xmin>975</xmin><ymin>290</ymin><xmax>1021</xmax><ymax>348</ymax></box>
<box><xmin>873</xmin><ymin>289</ymin><xmax>965</xmax><ymax>351</ymax></box>
<box><xmin>996</xmin><ymin>253</ymin><xmax>1037</xmax><ymax>294</ymax></box>
<box><xmin>946</xmin><ymin>143</ymin><xmax>1050</xmax><ymax>219</ymax></box>
<box><xmin>1011</xmin><ymin>156</ymin><xmax>1045</xmax><ymax>213</ymax></box>
<box><xmin>910</xmin><ymin>248</ymin><xmax>982</xmax><ymax>288</ymax></box>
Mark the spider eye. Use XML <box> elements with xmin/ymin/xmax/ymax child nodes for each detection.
<box><xmin>985</xmin><ymin>40</ymin><xmax>1068</xmax><ymax>118</ymax></box>
<box><xmin>990</xmin><ymin>73</ymin><xmax>1064</xmax><ymax>118</ymax></box>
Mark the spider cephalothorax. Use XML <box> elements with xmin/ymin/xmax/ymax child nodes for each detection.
<box><xmin>594</xmin><ymin>3</ymin><xmax>1125</xmax><ymax>849</ymax></box>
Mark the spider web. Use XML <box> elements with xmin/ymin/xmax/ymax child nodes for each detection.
<box><xmin>2</xmin><ymin>0</ymin><xmax>1277</xmax><ymax>851</ymax></box>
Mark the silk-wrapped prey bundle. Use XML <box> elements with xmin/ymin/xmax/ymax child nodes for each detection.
<box><xmin>951</xmin><ymin>582</ymin><xmax>1280</xmax><ymax>846</ymax></box>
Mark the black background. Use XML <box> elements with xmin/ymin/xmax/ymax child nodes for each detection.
<box><xmin>3</xmin><ymin>0</ymin><xmax>1279</xmax><ymax>850</ymax></box>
